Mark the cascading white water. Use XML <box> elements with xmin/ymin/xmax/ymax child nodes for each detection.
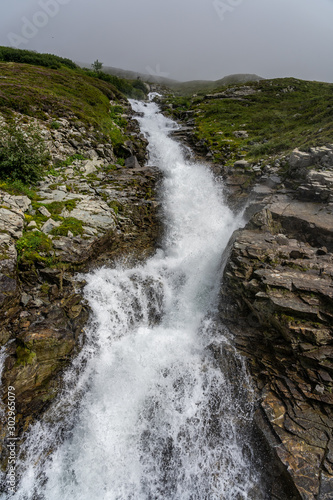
<box><xmin>1</xmin><ymin>97</ymin><xmax>267</xmax><ymax>499</ymax></box>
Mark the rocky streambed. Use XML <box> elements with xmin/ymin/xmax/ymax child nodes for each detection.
<box><xmin>1</xmin><ymin>88</ymin><xmax>333</xmax><ymax>499</ymax></box>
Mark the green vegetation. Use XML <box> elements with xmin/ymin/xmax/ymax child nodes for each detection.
<box><xmin>15</xmin><ymin>345</ymin><xmax>36</xmax><ymax>366</ymax></box>
<box><xmin>51</xmin><ymin>217</ymin><xmax>84</xmax><ymax>237</ymax></box>
<box><xmin>0</xmin><ymin>46</ymin><xmax>149</xmax><ymax>194</ymax></box>
<box><xmin>0</xmin><ymin>46</ymin><xmax>77</xmax><ymax>70</ymax></box>
<box><xmin>165</xmin><ymin>78</ymin><xmax>333</xmax><ymax>164</ymax></box>
<box><xmin>108</xmin><ymin>200</ymin><xmax>123</xmax><ymax>214</ymax></box>
<box><xmin>0</xmin><ymin>179</ymin><xmax>38</xmax><ymax>199</ymax></box>
<box><xmin>83</xmin><ymin>69</ymin><xmax>146</xmax><ymax>99</ymax></box>
<box><xmin>50</xmin><ymin>120</ymin><xmax>61</xmax><ymax>130</ymax></box>
<box><xmin>168</xmin><ymin>74</ymin><xmax>263</xmax><ymax>96</ymax></box>
<box><xmin>0</xmin><ymin>61</ymin><xmax>121</xmax><ymax>131</ymax></box>
<box><xmin>16</xmin><ymin>231</ymin><xmax>53</xmax><ymax>262</ymax></box>
<box><xmin>0</xmin><ymin>121</ymin><xmax>49</xmax><ymax>183</ymax></box>
<box><xmin>91</xmin><ymin>59</ymin><xmax>103</xmax><ymax>73</ymax></box>
<box><xmin>57</xmin><ymin>154</ymin><xmax>87</xmax><ymax>168</ymax></box>
<box><xmin>0</xmin><ymin>46</ymin><xmax>147</xmax><ymax>99</ymax></box>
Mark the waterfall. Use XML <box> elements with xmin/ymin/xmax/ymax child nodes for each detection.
<box><xmin>1</xmin><ymin>97</ymin><xmax>267</xmax><ymax>499</ymax></box>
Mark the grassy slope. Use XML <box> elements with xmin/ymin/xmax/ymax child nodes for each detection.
<box><xmin>164</xmin><ymin>77</ymin><xmax>333</xmax><ymax>165</ymax></box>
<box><xmin>0</xmin><ymin>62</ymin><xmax>125</xmax><ymax>137</ymax></box>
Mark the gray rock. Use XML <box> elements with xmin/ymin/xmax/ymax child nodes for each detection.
<box><xmin>234</xmin><ymin>160</ymin><xmax>250</xmax><ymax>169</ymax></box>
<box><xmin>289</xmin><ymin>148</ymin><xmax>313</xmax><ymax>168</ymax></box>
<box><xmin>38</xmin><ymin>190</ymin><xmax>67</xmax><ymax>202</ymax></box>
<box><xmin>233</xmin><ymin>130</ymin><xmax>248</xmax><ymax>138</ymax></box>
<box><xmin>80</xmin><ymin>159</ymin><xmax>103</xmax><ymax>176</ymax></box>
<box><xmin>38</xmin><ymin>206</ymin><xmax>52</xmax><ymax>218</ymax></box>
<box><xmin>125</xmin><ymin>155</ymin><xmax>141</xmax><ymax>169</ymax></box>
<box><xmin>41</xmin><ymin>219</ymin><xmax>61</xmax><ymax>234</ymax></box>
<box><xmin>21</xmin><ymin>293</ymin><xmax>32</xmax><ymax>306</ymax></box>
<box><xmin>87</xmin><ymin>149</ymin><xmax>99</xmax><ymax>160</ymax></box>
<box><xmin>11</xmin><ymin>196</ymin><xmax>31</xmax><ymax>212</ymax></box>
<box><xmin>0</xmin><ymin>208</ymin><xmax>24</xmax><ymax>239</ymax></box>
<box><xmin>70</xmin><ymin>199</ymin><xmax>116</xmax><ymax>230</ymax></box>
<box><xmin>83</xmin><ymin>226</ymin><xmax>97</xmax><ymax>236</ymax></box>
<box><xmin>32</xmin><ymin>298</ymin><xmax>44</xmax><ymax>308</ymax></box>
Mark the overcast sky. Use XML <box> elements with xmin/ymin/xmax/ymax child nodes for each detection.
<box><xmin>1</xmin><ymin>0</ymin><xmax>332</xmax><ymax>82</ymax></box>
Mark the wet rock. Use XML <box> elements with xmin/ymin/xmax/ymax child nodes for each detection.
<box><xmin>220</xmin><ymin>194</ymin><xmax>333</xmax><ymax>499</ymax></box>
<box><xmin>125</xmin><ymin>155</ymin><xmax>141</xmax><ymax>169</ymax></box>
<box><xmin>234</xmin><ymin>159</ymin><xmax>250</xmax><ymax>168</ymax></box>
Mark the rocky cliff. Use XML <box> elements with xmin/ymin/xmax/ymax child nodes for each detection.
<box><xmin>220</xmin><ymin>147</ymin><xmax>333</xmax><ymax>499</ymax></box>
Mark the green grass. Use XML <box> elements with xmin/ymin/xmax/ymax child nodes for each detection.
<box><xmin>0</xmin><ymin>62</ymin><xmax>126</xmax><ymax>139</ymax></box>
<box><xmin>0</xmin><ymin>179</ymin><xmax>39</xmax><ymax>199</ymax></box>
<box><xmin>0</xmin><ymin>46</ymin><xmax>147</xmax><ymax>99</ymax></box>
<box><xmin>16</xmin><ymin>231</ymin><xmax>53</xmax><ymax>262</ymax></box>
<box><xmin>51</xmin><ymin>217</ymin><xmax>84</xmax><ymax>237</ymax></box>
<box><xmin>165</xmin><ymin>78</ymin><xmax>333</xmax><ymax>165</ymax></box>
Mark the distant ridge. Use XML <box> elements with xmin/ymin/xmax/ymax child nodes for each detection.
<box><xmin>77</xmin><ymin>62</ymin><xmax>179</xmax><ymax>86</ymax></box>
<box><xmin>77</xmin><ymin>62</ymin><xmax>263</xmax><ymax>94</ymax></box>
<box><xmin>169</xmin><ymin>73</ymin><xmax>264</xmax><ymax>94</ymax></box>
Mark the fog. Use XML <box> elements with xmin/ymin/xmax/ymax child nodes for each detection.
<box><xmin>1</xmin><ymin>0</ymin><xmax>333</xmax><ymax>82</ymax></box>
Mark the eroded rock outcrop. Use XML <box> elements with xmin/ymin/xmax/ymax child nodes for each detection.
<box><xmin>220</xmin><ymin>164</ymin><xmax>333</xmax><ymax>498</ymax></box>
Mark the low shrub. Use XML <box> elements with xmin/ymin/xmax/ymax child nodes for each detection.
<box><xmin>0</xmin><ymin>122</ymin><xmax>49</xmax><ymax>184</ymax></box>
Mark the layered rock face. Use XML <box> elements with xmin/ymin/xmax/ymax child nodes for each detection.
<box><xmin>220</xmin><ymin>148</ymin><xmax>333</xmax><ymax>499</ymax></box>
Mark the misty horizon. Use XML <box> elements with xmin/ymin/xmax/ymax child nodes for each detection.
<box><xmin>0</xmin><ymin>0</ymin><xmax>333</xmax><ymax>83</ymax></box>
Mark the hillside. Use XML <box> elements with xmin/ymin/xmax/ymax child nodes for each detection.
<box><xmin>169</xmin><ymin>73</ymin><xmax>263</xmax><ymax>95</ymax></box>
<box><xmin>161</xmin><ymin>77</ymin><xmax>333</xmax><ymax>167</ymax></box>
<box><xmin>78</xmin><ymin>61</ymin><xmax>263</xmax><ymax>94</ymax></box>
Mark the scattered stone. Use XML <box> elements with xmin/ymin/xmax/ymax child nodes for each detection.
<box><xmin>234</xmin><ymin>160</ymin><xmax>250</xmax><ymax>169</ymax></box>
<box><xmin>233</xmin><ymin>130</ymin><xmax>248</xmax><ymax>138</ymax></box>
<box><xmin>289</xmin><ymin>148</ymin><xmax>313</xmax><ymax>168</ymax></box>
<box><xmin>82</xmin><ymin>226</ymin><xmax>97</xmax><ymax>236</ymax></box>
<box><xmin>38</xmin><ymin>206</ymin><xmax>51</xmax><ymax>218</ymax></box>
<box><xmin>125</xmin><ymin>155</ymin><xmax>141</xmax><ymax>169</ymax></box>
<box><xmin>21</xmin><ymin>293</ymin><xmax>32</xmax><ymax>306</ymax></box>
<box><xmin>41</xmin><ymin>219</ymin><xmax>61</xmax><ymax>234</ymax></box>
<box><xmin>0</xmin><ymin>207</ymin><xmax>24</xmax><ymax>239</ymax></box>
<box><xmin>87</xmin><ymin>149</ymin><xmax>99</xmax><ymax>160</ymax></box>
